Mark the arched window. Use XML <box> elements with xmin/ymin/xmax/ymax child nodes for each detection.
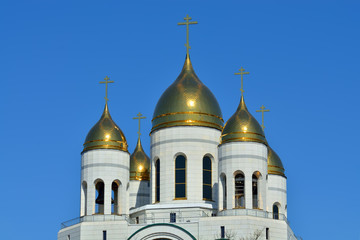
<box><xmin>221</xmin><ymin>174</ymin><xmax>227</xmax><ymax>210</ymax></box>
<box><xmin>155</xmin><ymin>159</ymin><xmax>160</xmax><ymax>202</ymax></box>
<box><xmin>203</xmin><ymin>156</ymin><xmax>212</xmax><ymax>200</ymax></box>
<box><xmin>175</xmin><ymin>155</ymin><xmax>186</xmax><ymax>199</ymax></box>
<box><xmin>273</xmin><ymin>204</ymin><xmax>279</xmax><ymax>219</ymax></box>
<box><xmin>252</xmin><ymin>174</ymin><xmax>259</xmax><ymax>209</ymax></box>
<box><xmin>234</xmin><ymin>173</ymin><xmax>245</xmax><ymax>208</ymax></box>
<box><xmin>95</xmin><ymin>180</ymin><xmax>105</xmax><ymax>214</ymax></box>
<box><xmin>111</xmin><ymin>181</ymin><xmax>120</xmax><ymax>214</ymax></box>
<box><xmin>81</xmin><ymin>181</ymin><xmax>87</xmax><ymax>216</ymax></box>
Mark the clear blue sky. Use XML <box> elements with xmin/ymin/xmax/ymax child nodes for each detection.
<box><xmin>1</xmin><ymin>1</ymin><xmax>359</xmax><ymax>239</ymax></box>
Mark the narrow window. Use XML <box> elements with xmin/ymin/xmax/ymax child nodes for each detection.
<box><xmin>67</xmin><ymin>235</ymin><xmax>70</xmax><ymax>240</ymax></box>
<box><xmin>234</xmin><ymin>173</ymin><xmax>245</xmax><ymax>208</ymax></box>
<box><xmin>273</xmin><ymin>204</ymin><xmax>279</xmax><ymax>219</ymax></box>
<box><xmin>155</xmin><ymin>160</ymin><xmax>160</xmax><ymax>202</ymax></box>
<box><xmin>170</xmin><ymin>212</ymin><xmax>176</xmax><ymax>223</ymax></box>
<box><xmin>103</xmin><ymin>231</ymin><xmax>107</xmax><ymax>240</ymax></box>
<box><xmin>203</xmin><ymin>156</ymin><xmax>212</xmax><ymax>200</ymax></box>
<box><xmin>136</xmin><ymin>217</ymin><xmax>139</xmax><ymax>224</ymax></box>
<box><xmin>252</xmin><ymin>174</ymin><xmax>259</xmax><ymax>209</ymax></box>
<box><xmin>175</xmin><ymin>155</ymin><xmax>186</xmax><ymax>199</ymax></box>
<box><xmin>221</xmin><ymin>175</ymin><xmax>227</xmax><ymax>209</ymax></box>
<box><xmin>266</xmin><ymin>228</ymin><xmax>269</xmax><ymax>239</ymax></box>
<box><xmin>220</xmin><ymin>226</ymin><xmax>225</xmax><ymax>238</ymax></box>
<box><xmin>95</xmin><ymin>180</ymin><xmax>105</xmax><ymax>214</ymax></box>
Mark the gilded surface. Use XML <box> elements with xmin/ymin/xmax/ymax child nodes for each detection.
<box><xmin>130</xmin><ymin>138</ymin><xmax>150</xmax><ymax>181</ymax></box>
<box><xmin>221</xmin><ymin>96</ymin><xmax>266</xmax><ymax>144</ymax></box>
<box><xmin>83</xmin><ymin>104</ymin><xmax>128</xmax><ymax>152</ymax></box>
<box><xmin>267</xmin><ymin>146</ymin><xmax>285</xmax><ymax>177</ymax></box>
<box><xmin>151</xmin><ymin>55</ymin><xmax>223</xmax><ymax>133</ymax></box>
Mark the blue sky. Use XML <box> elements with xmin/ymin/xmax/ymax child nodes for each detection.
<box><xmin>1</xmin><ymin>1</ymin><xmax>359</xmax><ymax>239</ymax></box>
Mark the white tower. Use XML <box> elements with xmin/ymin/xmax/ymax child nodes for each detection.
<box><xmin>81</xmin><ymin>99</ymin><xmax>130</xmax><ymax>216</ymax></box>
<box><xmin>218</xmin><ymin>95</ymin><xmax>268</xmax><ymax>212</ymax></box>
<box><xmin>129</xmin><ymin>113</ymin><xmax>150</xmax><ymax>209</ymax></box>
<box><xmin>150</xmin><ymin>55</ymin><xmax>223</xmax><ymax>211</ymax></box>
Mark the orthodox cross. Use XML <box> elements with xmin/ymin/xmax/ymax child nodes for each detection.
<box><xmin>99</xmin><ymin>76</ymin><xmax>114</xmax><ymax>103</ymax></box>
<box><xmin>234</xmin><ymin>67</ymin><xmax>250</xmax><ymax>96</ymax></box>
<box><xmin>178</xmin><ymin>15</ymin><xmax>198</xmax><ymax>56</ymax></box>
<box><xmin>256</xmin><ymin>105</ymin><xmax>270</xmax><ymax>130</ymax></box>
<box><xmin>133</xmin><ymin>112</ymin><xmax>146</xmax><ymax>137</ymax></box>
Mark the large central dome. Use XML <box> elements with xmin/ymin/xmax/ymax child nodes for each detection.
<box><xmin>151</xmin><ymin>55</ymin><xmax>223</xmax><ymax>133</ymax></box>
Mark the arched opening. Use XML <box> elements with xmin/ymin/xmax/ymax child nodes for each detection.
<box><xmin>175</xmin><ymin>155</ymin><xmax>186</xmax><ymax>199</ymax></box>
<box><xmin>220</xmin><ymin>173</ymin><xmax>227</xmax><ymax>210</ymax></box>
<box><xmin>81</xmin><ymin>181</ymin><xmax>87</xmax><ymax>216</ymax></box>
<box><xmin>234</xmin><ymin>172</ymin><xmax>245</xmax><ymax>208</ymax></box>
<box><xmin>94</xmin><ymin>179</ymin><xmax>105</xmax><ymax>214</ymax></box>
<box><xmin>252</xmin><ymin>173</ymin><xmax>259</xmax><ymax>209</ymax></box>
<box><xmin>155</xmin><ymin>159</ymin><xmax>160</xmax><ymax>202</ymax></box>
<box><xmin>273</xmin><ymin>203</ymin><xmax>280</xmax><ymax>219</ymax></box>
<box><xmin>111</xmin><ymin>180</ymin><xmax>121</xmax><ymax>214</ymax></box>
<box><xmin>202</xmin><ymin>156</ymin><xmax>212</xmax><ymax>200</ymax></box>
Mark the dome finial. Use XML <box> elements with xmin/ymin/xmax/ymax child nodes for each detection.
<box><xmin>99</xmin><ymin>76</ymin><xmax>114</xmax><ymax>104</ymax></box>
<box><xmin>133</xmin><ymin>112</ymin><xmax>146</xmax><ymax>138</ymax></box>
<box><xmin>234</xmin><ymin>67</ymin><xmax>250</xmax><ymax>97</ymax></box>
<box><xmin>178</xmin><ymin>14</ymin><xmax>198</xmax><ymax>57</ymax></box>
<box><xmin>256</xmin><ymin>105</ymin><xmax>270</xmax><ymax>130</ymax></box>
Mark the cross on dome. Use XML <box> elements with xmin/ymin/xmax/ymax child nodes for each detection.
<box><xmin>234</xmin><ymin>67</ymin><xmax>250</xmax><ymax>96</ymax></box>
<box><xmin>178</xmin><ymin>14</ymin><xmax>198</xmax><ymax>57</ymax></box>
<box><xmin>99</xmin><ymin>76</ymin><xmax>114</xmax><ymax>103</ymax></box>
<box><xmin>256</xmin><ymin>105</ymin><xmax>270</xmax><ymax>130</ymax></box>
<box><xmin>133</xmin><ymin>112</ymin><xmax>146</xmax><ymax>137</ymax></box>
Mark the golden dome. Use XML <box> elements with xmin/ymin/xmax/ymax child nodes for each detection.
<box><xmin>267</xmin><ymin>146</ymin><xmax>285</xmax><ymax>177</ymax></box>
<box><xmin>151</xmin><ymin>55</ymin><xmax>224</xmax><ymax>133</ymax></box>
<box><xmin>130</xmin><ymin>137</ymin><xmax>150</xmax><ymax>181</ymax></box>
<box><xmin>83</xmin><ymin>104</ymin><xmax>128</xmax><ymax>152</ymax></box>
<box><xmin>221</xmin><ymin>96</ymin><xmax>266</xmax><ymax>144</ymax></box>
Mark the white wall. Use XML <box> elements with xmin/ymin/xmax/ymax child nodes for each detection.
<box><xmin>150</xmin><ymin>126</ymin><xmax>221</xmax><ymax>206</ymax></box>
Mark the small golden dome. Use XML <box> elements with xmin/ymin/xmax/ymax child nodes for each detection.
<box><xmin>130</xmin><ymin>138</ymin><xmax>150</xmax><ymax>181</ymax></box>
<box><xmin>151</xmin><ymin>55</ymin><xmax>224</xmax><ymax>133</ymax></box>
<box><xmin>267</xmin><ymin>146</ymin><xmax>285</xmax><ymax>177</ymax></box>
<box><xmin>83</xmin><ymin>104</ymin><xmax>128</xmax><ymax>152</ymax></box>
<box><xmin>221</xmin><ymin>96</ymin><xmax>266</xmax><ymax>144</ymax></box>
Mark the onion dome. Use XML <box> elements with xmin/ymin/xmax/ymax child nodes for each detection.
<box><xmin>267</xmin><ymin>146</ymin><xmax>285</xmax><ymax>177</ymax></box>
<box><xmin>221</xmin><ymin>96</ymin><xmax>266</xmax><ymax>144</ymax></box>
<box><xmin>151</xmin><ymin>55</ymin><xmax>223</xmax><ymax>133</ymax></box>
<box><xmin>130</xmin><ymin>137</ymin><xmax>150</xmax><ymax>181</ymax></box>
<box><xmin>83</xmin><ymin>104</ymin><xmax>128</xmax><ymax>152</ymax></box>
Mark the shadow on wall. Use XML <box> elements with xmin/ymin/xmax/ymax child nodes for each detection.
<box><xmin>135</xmin><ymin>180</ymin><xmax>150</xmax><ymax>208</ymax></box>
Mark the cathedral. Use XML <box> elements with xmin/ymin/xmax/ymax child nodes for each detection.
<box><xmin>58</xmin><ymin>16</ymin><xmax>298</xmax><ymax>240</ymax></box>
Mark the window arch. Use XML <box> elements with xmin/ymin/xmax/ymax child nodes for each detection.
<box><xmin>273</xmin><ymin>203</ymin><xmax>280</xmax><ymax>219</ymax></box>
<box><xmin>175</xmin><ymin>155</ymin><xmax>186</xmax><ymax>199</ymax></box>
<box><xmin>155</xmin><ymin>159</ymin><xmax>160</xmax><ymax>202</ymax></box>
<box><xmin>252</xmin><ymin>173</ymin><xmax>259</xmax><ymax>209</ymax></box>
<box><xmin>234</xmin><ymin>172</ymin><xmax>245</xmax><ymax>208</ymax></box>
<box><xmin>94</xmin><ymin>179</ymin><xmax>105</xmax><ymax>214</ymax></box>
<box><xmin>203</xmin><ymin>156</ymin><xmax>212</xmax><ymax>200</ymax></box>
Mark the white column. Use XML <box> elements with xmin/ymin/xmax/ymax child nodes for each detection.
<box><xmin>87</xmin><ymin>183</ymin><xmax>95</xmax><ymax>215</ymax></box>
<box><xmin>227</xmin><ymin>173</ymin><xmax>234</xmax><ymax>209</ymax></box>
<box><xmin>104</xmin><ymin>181</ymin><xmax>111</xmax><ymax>215</ymax></box>
<box><xmin>245</xmin><ymin>173</ymin><xmax>252</xmax><ymax>209</ymax></box>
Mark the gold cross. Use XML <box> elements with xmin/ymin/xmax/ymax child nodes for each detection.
<box><xmin>133</xmin><ymin>112</ymin><xmax>146</xmax><ymax>137</ymax></box>
<box><xmin>234</xmin><ymin>67</ymin><xmax>250</xmax><ymax>96</ymax></box>
<box><xmin>256</xmin><ymin>105</ymin><xmax>270</xmax><ymax>130</ymax></box>
<box><xmin>99</xmin><ymin>76</ymin><xmax>114</xmax><ymax>103</ymax></box>
<box><xmin>178</xmin><ymin>15</ymin><xmax>198</xmax><ymax>56</ymax></box>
